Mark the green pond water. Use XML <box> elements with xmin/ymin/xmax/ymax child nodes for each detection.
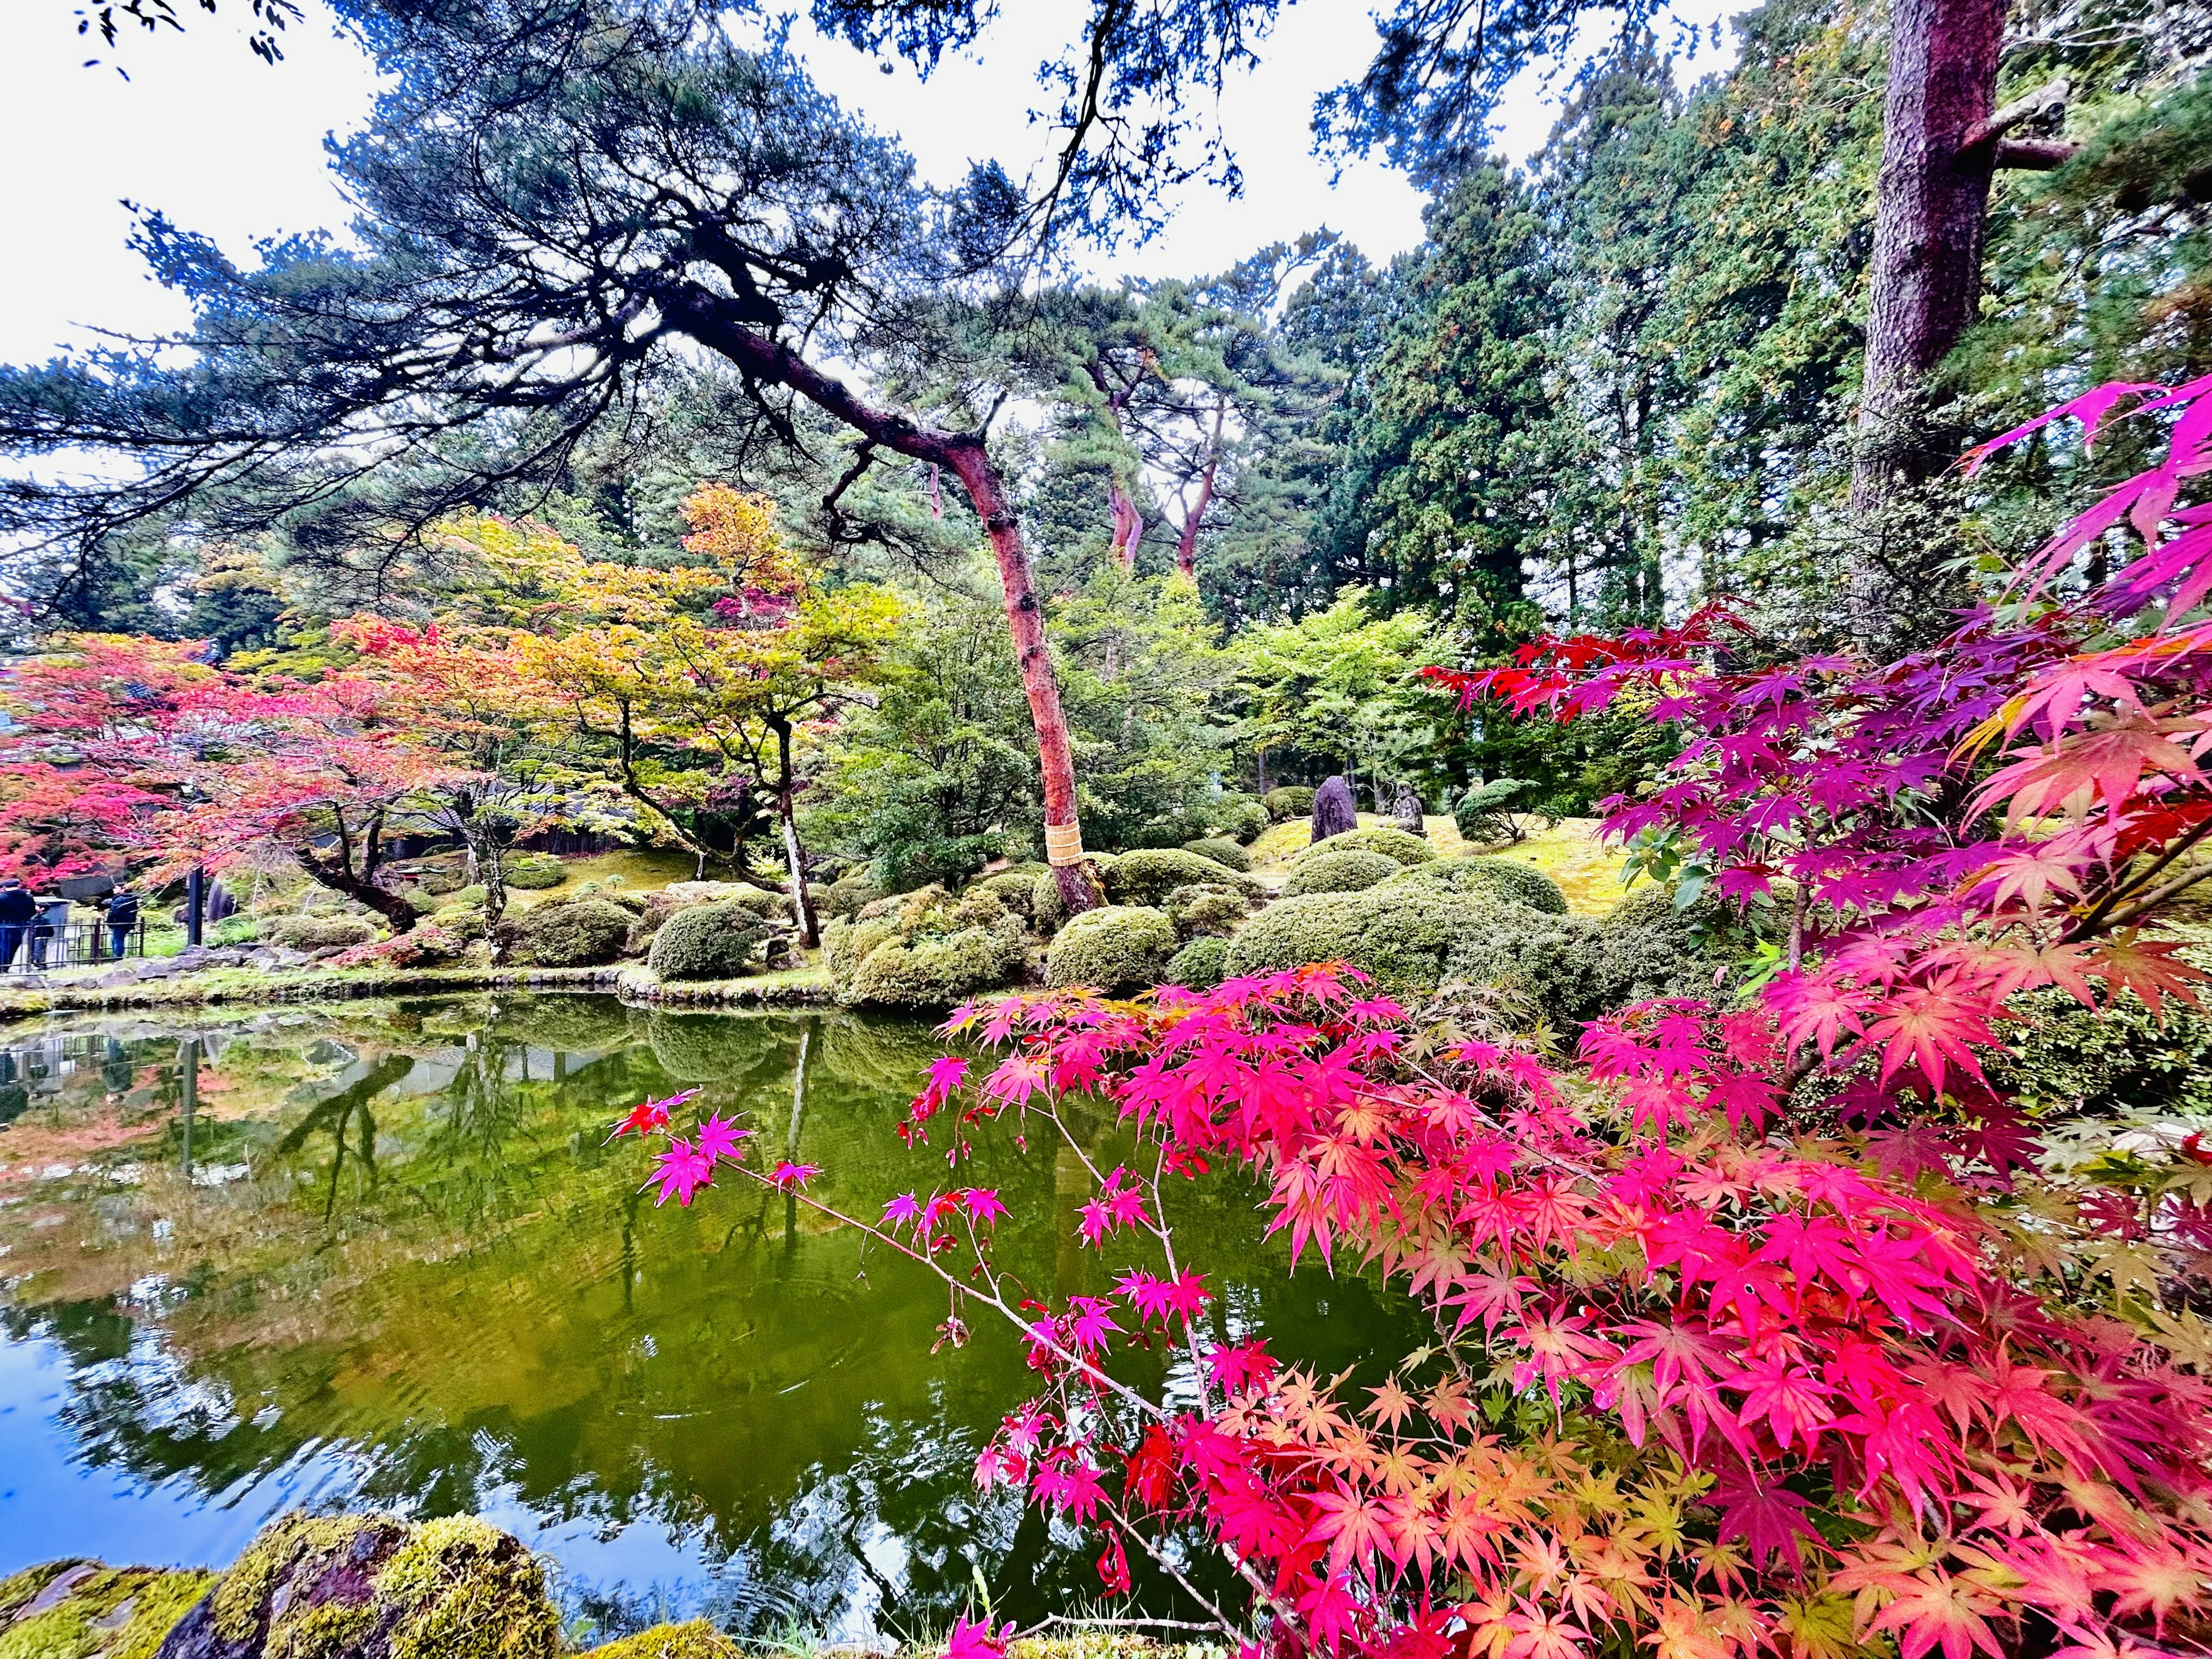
<box><xmin>0</xmin><ymin>995</ymin><xmax>1421</xmax><ymax>1644</ymax></box>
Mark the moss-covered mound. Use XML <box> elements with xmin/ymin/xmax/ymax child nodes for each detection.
<box><xmin>155</xmin><ymin>1510</ymin><xmax>559</xmax><ymax>1659</ymax></box>
<box><xmin>969</xmin><ymin>869</ymin><xmax>1043</xmax><ymax>918</ymax></box>
<box><xmin>1046</xmin><ymin>905</ymin><xmax>1179</xmax><ymax>993</ymax></box>
<box><xmin>1378</xmin><ymin>855</ymin><xmax>1569</xmax><ymax>914</ymax></box>
<box><xmin>503</xmin><ymin>853</ymin><xmax>567</xmax><ymax>889</ymax></box>
<box><xmin>1588</xmin><ymin>885</ymin><xmax>1741</xmax><ymax>1004</ymax></box>
<box><xmin>1223</xmin><ymin>889</ymin><xmax>1607</xmax><ymax>1018</ymax></box>
<box><xmin>1101</xmin><ymin>848</ymin><xmax>1265</xmax><ymax>908</ymax></box>
<box><xmin>0</xmin><ymin>1559</ymin><xmax>217</xmax><ymax>1659</ymax></box>
<box><xmin>266</xmin><ymin>913</ymin><xmax>380</xmax><ymax>951</ymax></box>
<box><xmin>1183</xmin><ymin>836</ymin><xmax>1253</xmax><ymax>873</ymax></box>
<box><xmin>1285</xmin><ymin>847</ymin><xmax>1397</xmax><ymax>896</ymax></box>
<box><xmin>825</xmin><ymin>884</ymin><xmax>1028</xmax><ymax>1008</ymax></box>
<box><xmin>1264</xmin><ymin>785</ymin><xmax>1317</xmax><ymax>822</ymax></box>
<box><xmin>582</xmin><ymin>1622</ymin><xmax>743</xmax><ymax>1658</ymax></box>
<box><xmin>646</xmin><ymin>901</ymin><xmax>768</xmax><ymax>981</ymax></box>
<box><xmin>823</xmin><ymin>870</ymin><xmax>885</xmax><ymax>918</ymax></box>
<box><xmin>495</xmin><ymin>897</ymin><xmax>635</xmax><ymax>967</ymax></box>
<box><xmin>1165</xmin><ymin>933</ymin><xmax>1230</xmax><ymax>991</ymax></box>
<box><xmin>1306</xmin><ymin>826</ymin><xmax>1438</xmax><ymax>866</ymax></box>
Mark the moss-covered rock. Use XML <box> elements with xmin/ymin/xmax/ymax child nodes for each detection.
<box><xmin>0</xmin><ymin>1560</ymin><xmax>217</xmax><ymax>1659</ymax></box>
<box><xmin>266</xmin><ymin>914</ymin><xmax>380</xmax><ymax>952</ymax></box>
<box><xmin>1377</xmin><ymin>856</ymin><xmax>1569</xmax><ymax>914</ymax></box>
<box><xmin>1285</xmin><ymin>847</ymin><xmax>1397</xmax><ymax>896</ymax></box>
<box><xmin>1306</xmin><ymin>826</ymin><xmax>1438</xmax><ymax>866</ymax></box>
<box><xmin>1101</xmin><ymin>848</ymin><xmax>1264</xmax><ymax>908</ymax></box>
<box><xmin>1263</xmin><ymin>785</ymin><xmax>1316</xmax><ymax>822</ymax></box>
<box><xmin>495</xmin><ymin>897</ymin><xmax>635</xmax><ymax>967</ymax></box>
<box><xmin>645</xmin><ymin>902</ymin><xmax>767</xmax><ymax>982</ymax></box>
<box><xmin>582</xmin><ymin>1622</ymin><xmax>743</xmax><ymax>1659</ymax></box>
<box><xmin>1164</xmin><ymin>933</ymin><xmax>1230</xmax><ymax>991</ymax></box>
<box><xmin>1223</xmin><ymin>889</ymin><xmax>1606</xmax><ymax>1018</ymax></box>
<box><xmin>1046</xmin><ymin>904</ymin><xmax>1179</xmax><ymax>993</ymax></box>
<box><xmin>158</xmin><ymin>1510</ymin><xmax>560</xmax><ymax>1659</ymax></box>
<box><xmin>1183</xmin><ymin>836</ymin><xmax>1253</xmax><ymax>873</ymax></box>
<box><xmin>503</xmin><ymin>854</ymin><xmax>567</xmax><ymax>890</ymax></box>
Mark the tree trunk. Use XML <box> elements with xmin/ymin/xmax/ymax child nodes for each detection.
<box><xmin>677</xmin><ymin>297</ymin><xmax>1099</xmax><ymax>918</ymax></box>
<box><xmin>772</xmin><ymin>718</ymin><xmax>819</xmax><ymax>949</ymax></box>
<box><xmin>1848</xmin><ymin>0</ymin><xmax>2008</xmax><ymax>636</ymax></box>
<box><xmin>295</xmin><ymin>809</ymin><xmax>416</xmax><ymax>932</ymax></box>
<box><xmin>1108</xmin><ymin>482</ymin><xmax>1143</xmax><ymax>574</ymax></box>
<box><xmin>1175</xmin><ymin>400</ymin><xmax>1226</xmax><ymax>579</ymax></box>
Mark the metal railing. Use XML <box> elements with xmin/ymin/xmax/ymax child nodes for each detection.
<box><xmin>0</xmin><ymin>918</ymin><xmax>151</xmax><ymax>973</ymax></box>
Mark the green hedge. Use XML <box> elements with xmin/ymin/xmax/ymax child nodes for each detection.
<box><xmin>1263</xmin><ymin>786</ymin><xmax>1316</xmax><ymax>822</ymax></box>
<box><xmin>825</xmin><ymin>884</ymin><xmax>1028</xmax><ymax>1008</ymax></box>
<box><xmin>1046</xmin><ymin>905</ymin><xmax>1179</xmax><ymax>993</ymax></box>
<box><xmin>1184</xmin><ymin>836</ymin><xmax>1253</xmax><ymax>873</ymax></box>
<box><xmin>498</xmin><ymin>897</ymin><xmax>634</xmax><ymax>965</ymax></box>
<box><xmin>1209</xmin><ymin>797</ymin><xmax>1271</xmax><ymax>844</ymax></box>
<box><xmin>266</xmin><ymin>913</ymin><xmax>379</xmax><ymax>951</ymax></box>
<box><xmin>1165</xmin><ymin>934</ymin><xmax>1230</xmax><ymax>991</ymax></box>
<box><xmin>504</xmin><ymin>853</ymin><xmax>567</xmax><ymax>889</ymax></box>
<box><xmin>1306</xmin><ymin>826</ymin><xmax>1437</xmax><ymax>866</ymax></box>
<box><xmin>647</xmin><ymin>902</ymin><xmax>766</xmax><ymax>980</ymax></box>
<box><xmin>1164</xmin><ymin>881</ymin><xmax>1252</xmax><ymax>938</ymax></box>
<box><xmin>1223</xmin><ymin>889</ymin><xmax>1607</xmax><ymax>1019</ymax></box>
<box><xmin>1103</xmin><ymin>848</ymin><xmax>1265</xmax><ymax>908</ymax></box>
<box><xmin>1285</xmin><ymin>848</ymin><xmax>1397</xmax><ymax>896</ymax></box>
<box><xmin>1378</xmin><ymin>855</ymin><xmax>1568</xmax><ymax>914</ymax></box>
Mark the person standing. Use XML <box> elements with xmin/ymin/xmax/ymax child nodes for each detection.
<box><xmin>0</xmin><ymin>879</ymin><xmax>36</xmax><ymax>971</ymax></box>
<box><xmin>29</xmin><ymin>896</ymin><xmax>67</xmax><ymax>969</ymax></box>
<box><xmin>104</xmin><ymin>887</ymin><xmax>141</xmax><ymax>962</ymax></box>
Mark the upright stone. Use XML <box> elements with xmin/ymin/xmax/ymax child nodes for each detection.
<box><xmin>1310</xmin><ymin>775</ymin><xmax>1357</xmax><ymax>845</ymax></box>
<box><xmin>1392</xmin><ymin>785</ymin><xmax>1427</xmax><ymax>837</ymax></box>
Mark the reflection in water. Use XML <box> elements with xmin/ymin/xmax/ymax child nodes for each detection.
<box><xmin>0</xmin><ymin>996</ymin><xmax>1425</xmax><ymax>1643</ymax></box>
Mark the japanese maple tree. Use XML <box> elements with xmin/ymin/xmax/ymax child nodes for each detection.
<box><xmin>624</xmin><ymin>379</ymin><xmax>2212</xmax><ymax>1659</ymax></box>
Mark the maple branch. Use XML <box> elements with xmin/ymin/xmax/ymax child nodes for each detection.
<box><xmin>2063</xmin><ymin>812</ymin><xmax>2212</xmax><ymax>942</ymax></box>
<box><xmin>1102</xmin><ymin>1502</ymin><xmax>1249</xmax><ymax>1640</ymax></box>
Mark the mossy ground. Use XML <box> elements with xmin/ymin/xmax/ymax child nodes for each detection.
<box><xmin>1246</xmin><ymin>813</ymin><xmax>1627</xmax><ymax>914</ymax></box>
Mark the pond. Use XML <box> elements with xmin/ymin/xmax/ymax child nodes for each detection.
<box><xmin>0</xmin><ymin>995</ymin><xmax>1423</xmax><ymax>1645</ymax></box>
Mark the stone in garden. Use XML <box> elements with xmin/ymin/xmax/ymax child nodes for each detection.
<box><xmin>1309</xmin><ymin>774</ymin><xmax>1357</xmax><ymax>844</ymax></box>
<box><xmin>1392</xmin><ymin>785</ymin><xmax>1427</xmax><ymax>836</ymax></box>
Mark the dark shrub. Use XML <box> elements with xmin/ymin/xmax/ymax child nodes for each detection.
<box><xmin>647</xmin><ymin>901</ymin><xmax>768</xmax><ymax>980</ymax></box>
<box><xmin>1165</xmin><ymin>934</ymin><xmax>1230</xmax><ymax>991</ymax></box>
<box><xmin>1263</xmin><ymin>786</ymin><xmax>1317</xmax><ymax>823</ymax></box>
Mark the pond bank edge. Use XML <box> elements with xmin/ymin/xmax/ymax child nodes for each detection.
<box><xmin>0</xmin><ymin>962</ymin><xmax>835</xmax><ymax>1024</ymax></box>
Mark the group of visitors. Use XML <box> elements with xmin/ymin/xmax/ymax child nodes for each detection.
<box><xmin>0</xmin><ymin>879</ymin><xmax>139</xmax><ymax>971</ymax></box>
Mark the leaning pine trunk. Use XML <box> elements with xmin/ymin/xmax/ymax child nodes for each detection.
<box><xmin>945</xmin><ymin>442</ymin><xmax>1100</xmax><ymax>918</ymax></box>
<box><xmin>683</xmin><ymin>309</ymin><xmax>1100</xmax><ymax>921</ymax></box>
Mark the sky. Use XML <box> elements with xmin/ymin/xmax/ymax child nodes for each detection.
<box><xmin>0</xmin><ymin>0</ymin><xmax>1743</xmax><ymax>365</ymax></box>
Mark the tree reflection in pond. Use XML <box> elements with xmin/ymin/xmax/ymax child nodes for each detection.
<box><xmin>0</xmin><ymin>995</ymin><xmax>1427</xmax><ymax>1643</ymax></box>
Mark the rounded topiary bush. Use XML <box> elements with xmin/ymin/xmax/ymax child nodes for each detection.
<box><xmin>1183</xmin><ymin>836</ymin><xmax>1253</xmax><ymax>873</ymax></box>
<box><xmin>1046</xmin><ymin>904</ymin><xmax>1179</xmax><ymax>993</ymax></box>
<box><xmin>1103</xmin><ymin>847</ymin><xmax>1264</xmax><ymax>908</ymax></box>
<box><xmin>499</xmin><ymin>896</ymin><xmax>634</xmax><ymax>966</ymax></box>
<box><xmin>971</xmin><ymin>870</ymin><xmax>1041</xmax><ymax>918</ymax></box>
<box><xmin>1165</xmin><ymin>933</ymin><xmax>1230</xmax><ymax>991</ymax></box>
<box><xmin>1223</xmin><ymin>889</ymin><xmax>1607</xmax><ymax>1019</ymax></box>
<box><xmin>1264</xmin><ymin>785</ymin><xmax>1317</xmax><ymax>822</ymax></box>
<box><xmin>825</xmin><ymin>884</ymin><xmax>1028</xmax><ymax>1007</ymax></box>
<box><xmin>1164</xmin><ymin>881</ymin><xmax>1252</xmax><ymax>938</ymax></box>
<box><xmin>1589</xmin><ymin>884</ymin><xmax>1737</xmax><ymax>1005</ymax></box>
<box><xmin>1308</xmin><ymin>826</ymin><xmax>1438</xmax><ymax>866</ymax></box>
<box><xmin>1285</xmin><ymin>847</ymin><xmax>1397</xmax><ymax>896</ymax></box>
<box><xmin>823</xmin><ymin>871</ymin><xmax>883</xmax><ymax>919</ymax></box>
<box><xmin>1210</xmin><ymin>796</ymin><xmax>1271</xmax><ymax>844</ymax></box>
<box><xmin>647</xmin><ymin>900</ymin><xmax>767</xmax><ymax>981</ymax></box>
<box><xmin>266</xmin><ymin>912</ymin><xmax>379</xmax><ymax>952</ymax></box>
<box><xmin>1378</xmin><ymin>855</ymin><xmax>1569</xmax><ymax>914</ymax></box>
<box><xmin>846</xmin><ymin>928</ymin><xmax>1019</xmax><ymax>1007</ymax></box>
<box><xmin>504</xmin><ymin>853</ymin><xmax>568</xmax><ymax>889</ymax></box>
